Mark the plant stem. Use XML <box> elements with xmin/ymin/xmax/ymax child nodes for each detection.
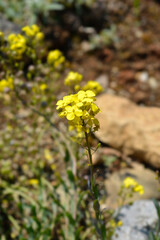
<box><xmin>85</xmin><ymin>131</ymin><xmax>94</xmax><ymax>192</ymax></box>
<box><xmin>85</xmin><ymin>131</ymin><xmax>106</xmax><ymax>240</ymax></box>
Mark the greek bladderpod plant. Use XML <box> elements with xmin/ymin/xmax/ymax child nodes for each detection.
<box><xmin>56</xmin><ymin>90</ymin><xmax>107</xmax><ymax>239</ymax></box>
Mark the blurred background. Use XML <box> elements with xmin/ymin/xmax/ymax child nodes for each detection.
<box><xmin>1</xmin><ymin>0</ymin><xmax>160</xmax><ymax>239</ymax></box>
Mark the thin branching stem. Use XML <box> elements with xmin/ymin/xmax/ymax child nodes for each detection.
<box><xmin>85</xmin><ymin>131</ymin><xmax>94</xmax><ymax>192</ymax></box>
<box><xmin>85</xmin><ymin>131</ymin><xmax>106</xmax><ymax>240</ymax></box>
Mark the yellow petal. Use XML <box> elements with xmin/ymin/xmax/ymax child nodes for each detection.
<box><xmin>66</xmin><ymin>112</ymin><xmax>75</xmax><ymax>120</ymax></box>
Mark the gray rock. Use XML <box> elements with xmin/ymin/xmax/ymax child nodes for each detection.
<box><xmin>95</xmin><ymin>74</ymin><xmax>109</xmax><ymax>89</ymax></box>
<box><xmin>113</xmin><ymin>200</ymin><xmax>158</xmax><ymax>240</ymax></box>
<box><xmin>0</xmin><ymin>13</ymin><xmax>20</xmax><ymax>34</ymax></box>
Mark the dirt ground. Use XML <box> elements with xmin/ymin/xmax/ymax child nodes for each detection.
<box><xmin>45</xmin><ymin>0</ymin><xmax>160</xmax><ymax>107</ymax></box>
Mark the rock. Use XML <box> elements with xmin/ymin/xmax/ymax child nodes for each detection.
<box><xmin>112</xmin><ymin>200</ymin><xmax>158</xmax><ymax>240</ymax></box>
<box><xmin>95</xmin><ymin>94</ymin><xmax>160</xmax><ymax>168</ymax></box>
<box><xmin>0</xmin><ymin>13</ymin><xmax>20</xmax><ymax>34</ymax></box>
<box><xmin>148</xmin><ymin>77</ymin><xmax>158</xmax><ymax>89</ymax></box>
<box><xmin>135</xmin><ymin>71</ymin><xmax>149</xmax><ymax>83</ymax></box>
<box><xmin>95</xmin><ymin>74</ymin><xmax>109</xmax><ymax>89</ymax></box>
<box><xmin>81</xmin><ymin>41</ymin><xmax>92</xmax><ymax>52</ymax></box>
<box><xmin>105</xmin><ymin>162</ymin><xmax>160</xmax><ymax>208</ymax></box>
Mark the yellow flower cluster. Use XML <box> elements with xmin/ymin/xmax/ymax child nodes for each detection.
<box><xmin>22</xmin><ymin>24</ymin><xmax>44</xmax><ymax>41</ymax></box>
<box><xmin>123</xmin><ymin>177</ymin><xmax>144</xmax><ymax>195</ymax></box>
<box><xmin>64</xmin><ymin>71</ymin><xmax>83</xmax><ymax>90</ymax></box>
<box><xmin>8</xmin><ymin>34</ymin><xmax>27</xmax><ymax>59</ymax></box>
<box><xmin>56</xmin><ymin>90</ymin><xmax>100</xmax><ymax>133</ymax></box>
<box><xmin>0</xmin><ymin>31</ymin><xmax>4</xmax><ymax>39</ymax></box>
<box><xmin>28</xmin><ymin>179</ymin><xmax>39</xmax><ymax>185</ymax></box>
<box><xmin>82</xmin><ymin>80</ymin><xmax>103</xmax><ymax>95</ymax></box>
<box><xmin>47</xmin><ymin>49</ymin><xmax>65</xmax><ymax>68</ymax></box>
<box><xmin>110</xmin><ymin>219</ymin><xmax>123</xmax><ymax>228</ymax></box>
<box><xmin>0</xmin><ymin>77</ymin><xmax>13</xmax><ymax>92</ymax></box>
<box><xmin>40</xmin><ymin>83</ymin><xmax>47</xmax><ymax>91</ymax></box>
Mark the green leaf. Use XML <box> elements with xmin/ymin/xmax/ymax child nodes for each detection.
<box><xmin>102</xmin><ymin>155</ymin><xmax>117</xmax><ymax>167</ymax></box>
<box><xmin>65</xmin><ymin>211</ymin><xmax>75</xmax><ymax>226</ymax></box>
<box><xmin>64</xmin><ymin>148</ymin><xmax>70</xmax><ymax>163</ymax></box>
<box><xmin>93</xmin><ymin>184</ymin><xmax>99</xmax><ymax>199</ymax></box>
<box><xmin>47</xmin><ymin>3</ymin><xmax>64</xmax><ymax>11</ymax></box>
<box><xmin>153</xmin><ymin>199</ymin><xmax>160</xmax><ymax>219</ymax></box>
<box><xmin>101</xmin><ymin>224</ymin><xmax>107</xmax><ymax>240</ymax></box>
<box><xmin>148</xmin><ymin>231</ymin><xmax>156</xmax><ymax>240</ymax></box>
<box><xmin>67</xmin><ymin>169</ymin><xmax>75</xmax><ymax>183</ymax></box>
<box><xmin>93</xmin><ymin>199</ymin><xmax>100</xmax><ymax>212</ymax></box>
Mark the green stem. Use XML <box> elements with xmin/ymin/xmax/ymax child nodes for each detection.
<box><xmin>85</xmin><ymin>131</ymin><xmax>94</xmax><ymax>192</ymax></box>
<box><xmin>85</xmin><ymin>131</ymin><xmax>106</xmax><ymax>240</ymax></box>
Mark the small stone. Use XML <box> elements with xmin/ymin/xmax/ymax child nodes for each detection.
<box><xmin>81</xmin><ymin>41</ymin><xmax>92</xmax><ymax>52</ymax></box>
<box><xmin>135</xmin><ymin>71</ymin><xmax>149</xmax><ymax>83</ymax></box>
<box><xmin>95</xmin><ymin>74</ymin><xmax>109</xmax><ymax>89</ymax></box>
<box><xmin>148</xmin><ymin>77</ymin><xmax>158</xmax><ymax>89</ymax></box>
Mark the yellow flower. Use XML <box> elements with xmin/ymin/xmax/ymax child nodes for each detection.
<box><xmin>82</xmin><ymin>80</ymin><xmax>103</xmax><ymax>95</ymax></box>
<box><xmin>0</xmin><ymin>31</ymin><xmax>4</xmax><ymax>39</ymax></box>
<box><xmin>56</xmin><ymin>90</ymin><xmax>100</xmax><ymax>133</ymax></box>
<box><xmin>117</xmin><ymin>220</ymin><xmax>123</xmax><ymax>227</ymax></box>
<box><xmin>22</xmin><ymin>24</ymin><xmax>39</xmax><ymax>37</ymax></box>
<box><xmin>8</xmin><ymin>34</ymin><xmax>27</xmax><ymax>59</ymax></box>
<box><xmin>40</xmin><ymin>83</ymin><xmax>47</xmax><ymax>91</ymax></box>
<box><xmin>44</xmin><ymin>149</ymin><xmax>52</xmax><ymax>162</ymax></box>
<box><xmin>65</xmin><ymin>105</ymin><xmax>83</xmax><ymax>120</ymax></box>
<box><xmin>47</xmin><ymin>49</ymin><xmax>65</xmax><ymax>68</ymax></box>
<box><xmin>28</xmin><ymin>179</ymin><xmax>39</xmax><ymax>185</ymax></box>
<box><xmin>22</xmin><ymin>24</ymin><xmax>44</xmax><ymax>43</ymax></box>
<box><xmin>35</xmin><ymin>32</ymin><xmax>44</xmax><ymax>41</ymax></box>
<box><xmin>109</xmin><ymin>219</ymin><xmax>123</xmax><ymax>228</ymax></box>
<box><xmin>78</xmin><ymin>90</ymin><xmax>95</xmax><ymax>102</ymax></box>
<box><xmin>133</xmin><ymin>184</ymin><xmax>144</xmax><ymax>195</ymax></box>
<box><xmin>123</xmin><ymin>177</ymin><xmax>144</xmax><ymax>195</ymax></box>
<box><xmin>64</xmin><ymin>71</ymin><xmax>83</xmax><ymax>87</ymax></box>
<box><xmin>0</xmin><ymin>77</ymin><xmax>13</xmax><ymax>92</ymax></box>
<box><xmin>110</xmin><ymin>219</ymin><xmax>116</xmax><ymax>228</ymax></box>
<box><xmin>123</xmin><ymin>177</ymin><xmax>137</xmax><ymax>188</ymax></box>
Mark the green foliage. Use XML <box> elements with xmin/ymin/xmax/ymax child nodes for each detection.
<box><xmin>133</xmin><ymin>0</ymin><xmax>140</xmax><ymax>16</ymax></box>
<box><xmin>89</xmin><ymin>25</ymin><xmax>118</xmax><ymax>50</ymax></box>
<box><xmin>0</xmin><ymin>0</ymin><xmax>95</xmax><ymax>25</ymax></box>
<box><xmin>0</xmin><ymin>25</ymin><xmax>104</xmax><ymax>240</ymax></box>
<box><xmin>0</xmin><ymin>25</ymin><xmax>125</xmax><ymax>240</ymax></box>
<box><xmin>0</xmin><ymin>0</ymin><xmax>64</xmax><ymax>24</ymax></box>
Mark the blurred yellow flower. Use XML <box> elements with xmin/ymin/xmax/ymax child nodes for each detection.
<box><xmin>36</xmin><ymin>32</ymin><xmax>44</xmax><ymax>41</ymax></box>
<box><xmin>0</xmin><ymin>77</ymin><xmax>13</xmax><ymax>92</ymax></box>
<box><xmin>134</xmin><ymin>184</ymin><xmax>144</xmax><ymax>195</ymax></box>
<box><xmin>44</xmin><ymin>148</ymin><xmax>52</xmax><ymax>162</ymax></box>
<box><xmin>117</xmin><ymin>220</ymin><xmax>123</xmax><ymax>227</ymax></box>
<box><xmin>123</xmin><ymin>177</ymin><xmax>137</xmax><ymax>188</ymax></box>
<box><xmin>123</xmin><ymin>177</ymin><xmax>144</xmax><ymax>195</ymax></box>
<box><xmin>64</xmin><ymin>71</ymin><xmax>82</xmax><ymax>88</ymax></box>
<box><xmin>28</xmin><ymin>179</ymin><xmax>39</xmax><ymax>185</ymax></box>
<box><xmin>0</xmin><ymin>31</ymin><xmax>4</xmax><ymax>38</ymax></box>
<box><xmin>47</xmin><ymin>49</ymin><xmax>65</xmax><ymax>68</ymax></box>
<box><xmin>22</xmin><ymin>24</ymin><xmax>39</xmax><ymax>37</ymax></box>
<box><xmin>40</xmin><ymin>83</ymin><xmax>47</xmax><ymax>91</ymax></box>
<box><xmin>8</xmin><ymin>34</ymin><xmax>27</xmax><ymax>59</ymax></box>
<box><xmin>82</xmin><ymin>80</ymin><xmax>103</xmax><ymax>95</ymax></box>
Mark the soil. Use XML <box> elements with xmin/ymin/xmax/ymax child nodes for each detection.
<box><xmin>44</xmin><ymin>0</ymin><xmax>160</xmax><ymax>107</ymax></box>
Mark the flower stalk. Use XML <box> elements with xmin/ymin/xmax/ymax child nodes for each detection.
<box><xmin>85</xmin><ymin>131</ymin><xmax>106</xmax><ymax>240</ymax></box>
